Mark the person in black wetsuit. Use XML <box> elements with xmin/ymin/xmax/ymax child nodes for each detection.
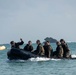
<box><xmin>43</xmin><ymin>41</ymin><xmax>53</xmax><ymax>58</ymax></box>
<box><xmin>24</xmin><ymin>41</ymin><xmax>33</xmax><ymax>52</ymax></box>
<box><xmin>10</xmin><ymin>38</ymin><xmax>24</xmax><ymax>49</ymax></box>
<box><xmin>60</xmin><ymin>39</ymin><xmax>71</xmax><ymax>58</ymax></box>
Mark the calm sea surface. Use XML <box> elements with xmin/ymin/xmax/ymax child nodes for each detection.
<box><xmin>0</xmin><ymin>43</ymin><xmax>76</xmax><ymax>75</ymax></box>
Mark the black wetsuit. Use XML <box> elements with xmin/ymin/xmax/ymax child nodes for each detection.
<box><xmin>24</xmin><ymin>44</ymin><xmax>33</xmax><ymax>52</ymax></box>
<box><xmin>11</xmin><ymin>41</ymin><xmax>24</xmax><ymax>49</ymax></box>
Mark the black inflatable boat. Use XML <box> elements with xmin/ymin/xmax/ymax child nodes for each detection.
<box><xmin>7</xmin><ymin>48</ymin><xmax>38</xmax><ymax>60</ymax></box>
<box><xmin>7</xmin><ymin>48</ymin><xmax>76</xmax><ymax>60</ymax></box>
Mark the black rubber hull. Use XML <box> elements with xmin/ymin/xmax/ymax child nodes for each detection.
<box><xmin>7</xmin><ymin>48</ymin><xmax>76</xmax><ymax>60</ymax></box>
<box><xmin>7</xmin><ymin>48</ymin><xmax>37</xmax><ymax>60</ymax></box>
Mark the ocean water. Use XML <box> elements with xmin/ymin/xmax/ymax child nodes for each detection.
<box><xmin>0</xmin><ymin>43</ymin><xmax>76</xmax><ymax>75</ymax></box>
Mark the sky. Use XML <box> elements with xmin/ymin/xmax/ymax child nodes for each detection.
<box><xmin>0</xmin><ymin>0</ymin><xmax>76</xmax><ymax>44</ymax></box>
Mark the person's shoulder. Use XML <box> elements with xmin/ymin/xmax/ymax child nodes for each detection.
<box><xmin>15</xmin><ymin>43</ymin><xmax>17</xmax><ymax>45</ymax></box>
<box><xmin>48</xmin><ymin>45</ymin><xmax>52</xmax><ymax>48</ymax></box>
<box><xmin>39</xmin><ymin>44</ymin><xmax>42</xmax><ymax>47</ymax></box>
<box><xmin>39</xmin><ymin>44</ymin><xmax>43</xmax><ymax>48</ymax></box>
<box><xmin>30</xmin><ymin>45</ymin><xmax>33</xmax><ymax>47</ymax></box>
<box><xmin>59</xmin><ymin>45</ymin><xmax>63</xmax><ymax>49</ymax></box>
<box><xmin>58</xmin><ymin>44</ymin><xmax>61</xmax><ymax>47</ymax></box>
<box><xmin>39</xmin><ymin>43</ymin><xmax>42</xmax><ymax>46</ymax></box>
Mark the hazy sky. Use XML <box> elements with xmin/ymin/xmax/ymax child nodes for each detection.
<box><xmin>0</xmin><ymin>0</ymin><xmax>76</xmax><ymax>44</ymax></box>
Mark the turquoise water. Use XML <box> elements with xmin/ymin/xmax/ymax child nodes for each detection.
<box><xmin>0</xmin><ymin>43</ymin><xmax>76</xmax><ymax>75</ymax></box>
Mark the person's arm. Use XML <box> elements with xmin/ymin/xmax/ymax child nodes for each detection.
<box><xmin>48</xmin><ymin>46</ymin><xmax>51</xmax><ymax>58</ymax></box>
<box><xmin>37</xmin><ymin>45</ymin><xmax>42</xmax><ymax>55</ymax></box>
<box><xmin>48</xmin><ymin>50</ymin><xmax>51</xmax><ymax>58</ymax></box>
<box><xmin>30</xmin><ymin>46</ymin><xmax>33</xmax><ymax>51</ymax></box>
<box><xmin>17</xmin><ymin>38</ymin><xmax>24</xmax><ymax>45</ymax></box>
<box><xmin>65</xmin><ymin>44</ymin><xmax>70</xmax><ymax>51</ymax></box>
<box><xmin>59</xmin><ymin>46</ymin><xmax>64</xmax><ymax>56</ymax></box>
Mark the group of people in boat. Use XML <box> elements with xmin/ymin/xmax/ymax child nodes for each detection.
<box><xmin>10</xmin><ymin>38</ymin><xmax>71</xmax><ymax>58</ymax></box>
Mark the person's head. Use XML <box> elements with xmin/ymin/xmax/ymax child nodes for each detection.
<box><xmin>10</xmin><ymin>41</ymin><xmax>15</xmax><ymax>46</ymax></box>
<box><xmin>36</xmin><ymin>40</ymin><xmax>40</xmax><ymax>45</ymax></box>
<box><xmin>46</xmin><ymin>41</ymin><xmax>50</xmax><ymax>45</ymax></box>
<box><xmin>56</xmin><ymin>41</ymin><xmax>61</xmax><ymax>46</ymax></box>
<box><xmin>60</xmin><ymin>39</ymin><xmax>65</xmax><ymax>44</ymax></box>
<box><xmin>28</xmin><ymin>41</ymin><xmax>32</xmax><ymax>45</ymax></box>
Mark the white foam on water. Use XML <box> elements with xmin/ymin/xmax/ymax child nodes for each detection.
<box><xmin>71</xmin><ymin>54</ymin><xmax>76</xmax><ymax>58</ymax></box>
<box><xmin>29</xmin><ymin>57</ymin><xmax>50</xmax><ymax>61</ymax></box>
<box><xmin>51</xmin><ymin>58</ymin><xmax>61</xmax><ymax>61</ymax></box>
<box><xmin>7</xmin><ymin>57</ymin><xmax>61</xmax><ymax>63</ymax></box>
<box><xmin>29</xmin><ymin>57</ymin><xmax>61</xmax><ymax>61</ymax></box>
